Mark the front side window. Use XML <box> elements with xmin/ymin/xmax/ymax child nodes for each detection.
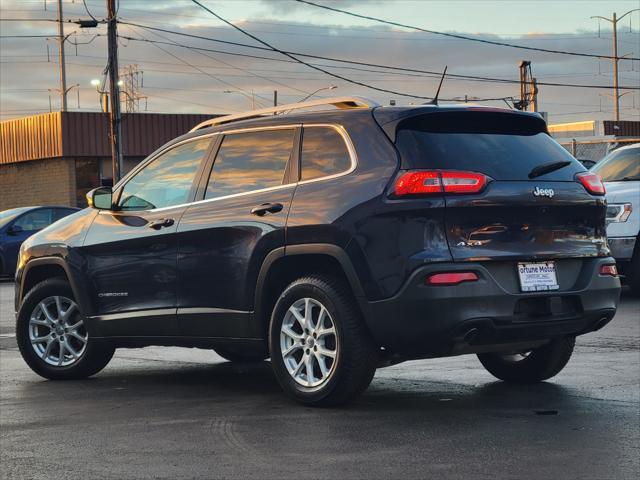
<box><xmin>300</xmin><ymin>127</ymin><xmax>352</xmax><ymax>181</ymax></box>
<box><xmin>592</xmin><ymin>148</ymin><xmax>640</xmax><ymax>182</ymax></box>
<box><xmin>205</xmin><ymin>129</ymin><xmax>294</xmax><ymax>199</ymax></box>
<box><xmin>118</xmin><ymin>138</ymin><xmax>211</xmax><ymax>211</ymax></box>
<box><xmin>13</xmin><ymin>209</ymin><xmax>53</xmax><ymax>231</ymax></box>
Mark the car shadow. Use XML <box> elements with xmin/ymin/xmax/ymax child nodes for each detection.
<box><xmin>16</xmin><ymin>357</ymin><xmax>583</xmax><ymax>419</ymax></box>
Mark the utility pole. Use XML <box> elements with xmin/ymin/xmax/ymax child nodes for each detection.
<box><xmin>591</xmin><ymin>9</ymin><xmax>639</xmax><ymax>122</ymax></box>
<box><xmin>57</xmin><ymin>0</ymin><xmax>67</xmax><ymax>111</ymax></box>
<box><xmin>273</xmin><ymin>90</ymin><xmax>278</xmax><ymax>107</ymax></box>
<box><xmin>107</xmin><ymin>0</ymin><xmax>123</xmax><ymax>183</ymax></box>
<box><xmin>515</xmin><ymin>61</ymin><xmax>537</xmax><ymax>111</ymax></box>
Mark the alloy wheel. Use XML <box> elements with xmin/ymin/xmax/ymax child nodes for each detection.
<box><xmin>280</xmin><ymin>297</ymin><xmax>338</xmax><ymax>387</ymax></box>
<box><xmin>28</xmin><ymin>296</ymin><xmax>87</xmax><ymax>367</ymax></box>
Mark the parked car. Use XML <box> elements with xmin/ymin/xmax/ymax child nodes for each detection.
<box><xmin>0</xmin><ymin>206</ymin><xmax>79</xmax><ymax>276</ymax></box>
<box><xmin>14</xmin><ymin>98</ymin><xmax>621</xmax><ymax>406</ymax></box>
<box><xmin>577</xmin><ymin>158</ymin><xmax>597</xmax><ymax>169</ymax></box>
<box><xmin>591</xmin><ymin>143</ymin><xmax>640</xmax><ymax>295</ymax></box>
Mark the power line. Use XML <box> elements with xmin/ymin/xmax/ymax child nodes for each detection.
<box><xmin>295</xmin><ymin>0</ymin><xmax>640</xmax><ymax>62</ymax></box>
<box><xmin>187</xmin><ymin>0</ymin><xmax>442</xmax><ymax>101</ymax></box>
<box><xmin>117</xmin><ymin>23</ymin><xmax>640</xmax><ymax>91</ymax></box>
<box><xmin>125</xmin><ymin>24</ymin><xmax>270</xmax><ymax>108</ymax></box>
<box><xmin>122</xmin><ymin>19</ymin><xmax>311</xmax><ymax>96</ymax></box>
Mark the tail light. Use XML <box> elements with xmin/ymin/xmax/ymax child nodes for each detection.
<box><xmin>393</xmin><ymin>170</ymin><xmax>489</xmax><ymax>196</ymax></box>
<box><xmin>576</xmin><ymin>172</ymin><xmax>605</xmax><ymax>196</ymax></box>
<box><xmin>599</xmin><ymin>264</ymin><xmax>618</xmax><ymax>276</ymax></box>
<box><xmin>426</xmin><ymin>272</ymin><xmax>479</xmax><ymax>286</ymax></box>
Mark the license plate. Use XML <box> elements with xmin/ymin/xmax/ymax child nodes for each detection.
<box><xmin>517</xmin><ymin>261</ymin><xmax>559</xmax><ymax>292</ymax></box>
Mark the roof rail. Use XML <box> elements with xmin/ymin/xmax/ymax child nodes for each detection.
<box><xmin>189</xmin><ymin>96</ymin><xmax>380</xmax><ymax>132</ymax></box>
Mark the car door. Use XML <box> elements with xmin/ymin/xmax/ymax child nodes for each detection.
<box><xmin>176</xmin><ymin>126</ymin><xmax>299</xmax><ymax>338</ymax></box>
<box><xmin>4</xmin><ymin>208</ymin><xmax>54</xmax><ymax>273</ymax></box>
<box><xmin>81</xmin><ymin>135</ymin><xmax>215</xmax><ymax>337</ymax></box>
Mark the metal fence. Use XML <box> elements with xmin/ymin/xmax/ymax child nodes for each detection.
<box><xmin>559</xmin><ymin>138</ymin><xmax>640</xmax><ymax>161</ymax></box>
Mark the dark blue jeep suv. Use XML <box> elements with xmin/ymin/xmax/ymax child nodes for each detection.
<box><xmin>14</xmin><ymin>97</ymin><xmax>621</xmax><ymax>405</ymax></box>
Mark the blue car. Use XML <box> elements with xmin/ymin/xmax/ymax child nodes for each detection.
<box><xmin>0</xmin><ymin>206</ymin><xmax>79</xmax><ymax>276</ymax></box>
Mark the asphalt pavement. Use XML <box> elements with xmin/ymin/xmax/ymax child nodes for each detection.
<box><xmin>1</xmin><ymin>278</ymin><xmax>638</xmax><ymax>480</ymax></box>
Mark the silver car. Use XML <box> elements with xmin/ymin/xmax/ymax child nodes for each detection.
<box><xmin>592</xmin><ymin>143</ymin><xmax>640</xmax><ymax>295</ymax></box>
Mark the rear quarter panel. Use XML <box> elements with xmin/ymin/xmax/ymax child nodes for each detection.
<box><xmin>287</xmin><ymin>112</ymin><xmax>451</xmax><ymax>300</ymax></box>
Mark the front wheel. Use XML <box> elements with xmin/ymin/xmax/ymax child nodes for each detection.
<box><xmin>269</xmin><ymin>275</ymin><xmax>378</xmax><ymax>406</ymax></box>
<box><xmin>16</xmin><ymin>278</ymin><xmax>115</xmax><ymax>380</ymax></box>
<box><xmin>477</xmin><ymin>337</ymin><xmax>575</xmax><ymax>384</ymax></box>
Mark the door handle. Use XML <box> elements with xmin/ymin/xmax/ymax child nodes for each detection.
<box><xmin>250</xmin><ymin>203</ymin><xmax>283</xmax><ymax>216</ymax></box>
<box><xmin>148</xmin><ymin>218</ymin><xmax>175</xmax><ymax>230</ymax></box>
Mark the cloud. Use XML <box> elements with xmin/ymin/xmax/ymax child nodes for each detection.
<box><xmin>0</xmin><ymin>0</ymin><xmax>638</xmax><ymax>124</ymax></box>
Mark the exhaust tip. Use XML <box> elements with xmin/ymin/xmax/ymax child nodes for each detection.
<box><xmin>463</xmin><ymin>327</ymin><xmax>480</xmax><ymax>343</ymax></box>
<box><xmin>593</xmin><ymin>316</ymin><xmax>611</xmax><ymax>331</ymax></box>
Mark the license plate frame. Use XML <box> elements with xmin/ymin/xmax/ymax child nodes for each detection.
<box><xmin>517</xmin><ymin>261</ymin><xmax>559</xmax><ymax>292</ymax></box>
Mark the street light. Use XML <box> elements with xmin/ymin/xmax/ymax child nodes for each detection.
<box><xmin>297</xmin><ymin>85</ymin><xmax>337</xmax><ymax>103</ymax></box>
<box><xmin>91</xmin><ymin>78</ymin><xmax>109</xmax><ymax>112</ymax></box>
<box><xmin>224</xmin><ymin>89</ymin><xmax>256</xmax><ymax>110</ymax></box>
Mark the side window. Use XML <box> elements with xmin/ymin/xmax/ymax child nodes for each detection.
<box><xmin>118</xmin><ymin>138</ymin><xmax>211</xmax><ymax>211</ymax></box>
<box><xmin>300</xmin><ymin>127</ymin><xmax>352</xmax><ymax>181</ymax></box>
<box><xmin>52</xmin><ymin>209</ymin><xmax>76</xmax><ymax>222</ymax></box>
<box><xmin>14</xmin><ymin>209</ymin><xmax>53</xmax><ymax>231</ymax></box>
<box><xmin>205</xmin><ymin>129</ymin><xmax>294</xmax><ymax>200</ymax></box>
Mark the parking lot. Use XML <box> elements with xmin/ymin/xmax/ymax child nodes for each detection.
<box><xmin>0</xmin><ymin>278</ymin><xmax>638</xmax><ymax>479</ymax></box>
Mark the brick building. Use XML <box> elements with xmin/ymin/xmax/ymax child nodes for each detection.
<box><xmin>0</xmin><ymin>112</ymin><xmax>215</xmax><ymax>210</ymax></box>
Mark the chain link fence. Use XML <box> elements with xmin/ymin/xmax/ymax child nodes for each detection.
<box><xmin>559</xmin><ymin>138</ymin><xmax>640</xmax><ymax>162</ymax></box>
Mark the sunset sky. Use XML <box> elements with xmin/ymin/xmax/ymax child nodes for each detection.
<box><xmin>1</xmin><ymin>0</ymin><xmax>639</xmax><ymax>125</ymax></box>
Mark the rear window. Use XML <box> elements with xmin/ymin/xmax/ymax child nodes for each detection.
<box><xmin>395</xmin><ymin>112</ymin><xmax>585</xmax><ymax>181</ymax></box>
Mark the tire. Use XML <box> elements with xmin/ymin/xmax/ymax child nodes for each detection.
<box><xmin>626</xmin><ymin>245</ymin><xmax>640</xmax><ymax>297</ymax></box>
<box><xmin>16</xmin><ymin>278</ymin><xmax>115</xmax><ymax>380</ymax></box>
<box><xmin>213</xmin><ymin>347</ymin><xmax>268</xmax><ymax>363</ymax></box>
<box><xmin>477</xmin><ymin>337</ymin><xmax>575</xmax><ymax>384</ymax></box>
<box><xmin>269</xmin><ymin>275</ymin><xmax>378</xmax><ymax>406</ymax></box>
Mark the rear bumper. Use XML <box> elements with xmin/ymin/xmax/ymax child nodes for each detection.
<box><xmin>361</xmin><ymin>257</ymin><xmax>621</xmax><ymax>357</ymax></box>
<box><xmin>608</xmin><ymin>236</ymin><xmax>636</xmax><ymax>261</ymax></box>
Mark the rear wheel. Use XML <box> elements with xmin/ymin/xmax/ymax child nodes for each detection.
<box><xmin>17</xmin><ymin>278</ymin><xmax>115</xmax><ymax>380</ymax></box>
<box><xmin>477</xmin><ymin>337</ymin><xmax>575</xmax><ymax>384</ymax></box>
<box><xmin>626</xmin><ymin>244</ymin><xmax>640</xmax><ymax>297</ymax></box>
<box><xmin>269</xmin><ymin>275</ymin><xmax>378</xmax><ymax>406</ymax></box>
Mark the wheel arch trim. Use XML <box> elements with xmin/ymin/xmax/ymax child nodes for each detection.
<box><xmin>19</xmin><ymin>257</ymin><xmax>89</xmax><ymax>315</ymax></box>
<box><xmin>253</xmin><ymin>243</ymin><xmax>366</xmax><ymax>325</ymax></box>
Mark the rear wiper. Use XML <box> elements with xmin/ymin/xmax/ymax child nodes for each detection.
<box><xmin>528</xmin><ymin>160</ymin><xmax>572</xmax><ymax>179</ymax></box>
<box><xmin>620</xmin><ymin>176</ymin><xmax>640</xmax><ymax>181</ymax></box>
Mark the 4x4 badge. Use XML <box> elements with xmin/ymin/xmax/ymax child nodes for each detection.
<box><xmin>533</xmin><ymin>186</ymin><xmax>555</xmax><ymax>198</ymax></box>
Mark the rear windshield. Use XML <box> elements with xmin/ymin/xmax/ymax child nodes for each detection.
<box><xmin>394</xmin><ymin>112</ymin><xmax>585</xmax><ymax>181</ymax></box>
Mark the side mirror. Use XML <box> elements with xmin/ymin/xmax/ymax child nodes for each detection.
<box><xmin>87</xmin><ymin>187</ymin><xmax>113</xmax><ymax>210</ymax></box>
<box><xmin>7</xmin><ymin>224</ymin><xmax>23</xmax><ymax>235</ymax></box>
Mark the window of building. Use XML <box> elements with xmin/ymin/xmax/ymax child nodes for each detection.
<box><xmin>205</xmin><ymin>129</ymin><xmax>295</xmax><ymax>199</ymax></box>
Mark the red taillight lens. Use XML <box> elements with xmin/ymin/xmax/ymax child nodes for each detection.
<box><xmin>599</xmin><ymin>264</ymin><xmax>618</xmax><ymax>276</ymax></box>
<box><xmin>393</xmin><ymin>170</ymin><xmax>489</xmax><ymax>196</ymax></box>
<box><xmin>394</xmin><ymin>171</ymin><xmax>441</xmax><ymax>195</ymax></box>
<box><xmin>426</xmin><ymin>272</ymin><xmax>479</xmax><ymax>286</ymax></box>
<box><xmin>576</xmin><ymin>172</ymin><xmax>605</xmax><ymax>196</ymax></box>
